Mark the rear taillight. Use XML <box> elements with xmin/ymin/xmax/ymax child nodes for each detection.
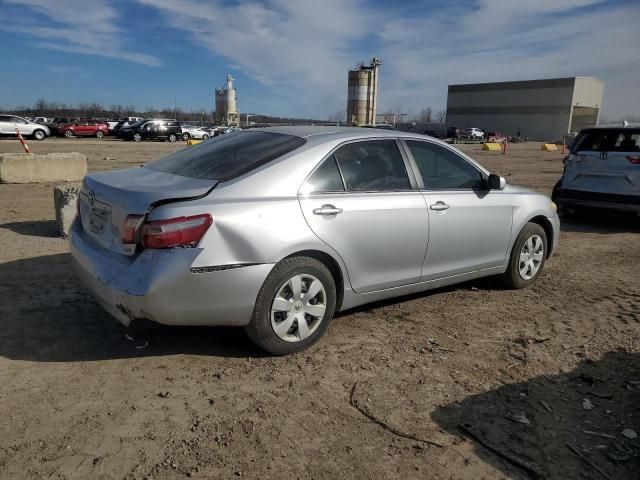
<box><xmin>627</xmin><ymin>156</ymin><xmax>640</xmax><ymax>165</ymax></box>
<box><xmin>141</xmin><ymin>214</ymin><xmax>212</xmax><ymax>249</ymax></box>
<box><xmin>121</xmin><ymin>214</ymin><xmax>145</xmax><ymax>244</ymax></box>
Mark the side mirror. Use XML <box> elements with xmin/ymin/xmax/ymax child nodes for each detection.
<box><xmin>488</xmin><ymin>173</ymin><xmax>506</xmax><ymax>190</ymax></box>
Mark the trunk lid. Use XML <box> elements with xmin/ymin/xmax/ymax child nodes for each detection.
<box><xmin>79</xmin><ymin>166</ymin><xmax>217</xmax><ymax>255</ymax></box>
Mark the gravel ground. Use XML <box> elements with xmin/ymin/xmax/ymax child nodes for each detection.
<box><xmin>0</xmin><ymin>137</ymin><xmax>638</xmax><ymax>479</ymax></box>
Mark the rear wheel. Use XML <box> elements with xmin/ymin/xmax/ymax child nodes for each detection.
<box><xmin>202</xmin><ymin>134</ymin><xmax>210</xmax><ymax>140</ymax></box>
<box><xmin>168</xmin><ymin>133</ymin><xmax>177</xmax><ymax>143</ymax></box>
<box><xmin>132</xmin><ymin>133</ymin><xmax>142</xmax><ymax>142</ymax></box>
<box><xmin>182</xmin><ymin>132</ymin><xmax>190</xmax><ymax>141</ymax></box>
<box><xmin>64</xmin><ymin>130</ymin><xmax>74</xmax><ymax>138</ymax></box>
<box><xmin>32</xmin><ymin>129</ymin><xmax>46</xmax><ymax>141</ymax></box>
<box><xmin>96</xmin><ymin>131</ymin><xmax>104</xmax><ymax>139</ymax></box>
<box><xmin>501</xmin><ymin>222</ymin><xmax>547</xmax><ymax>289</ymax></box>
<box><xmin>245</xmin><ymin>256</ymin><xmax>336</xmax><ymax>355</ymax></box>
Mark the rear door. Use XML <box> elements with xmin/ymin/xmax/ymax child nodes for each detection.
<box><xmin>299</xmin><ymin>139</ymin><xmax>429</xmax><ymax>293</ymax></box>
<box><xmin>402</xmin><ymin>139</ymin><xmax>513</xmax><ymax>280</ymax></box>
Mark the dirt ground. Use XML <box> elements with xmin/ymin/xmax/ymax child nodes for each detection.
<box><xmin>0</xmin><ymin>137</ymin><xmax>639</xmax><ymax>479</ymax></box>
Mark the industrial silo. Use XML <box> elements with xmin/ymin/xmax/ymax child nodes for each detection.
<box><xmin>215</xmin><ymin>74</ymin><xmax>239</xmax><ymax>126</ymax></box>
<box><xmin>346</xmin><ymin>58</ymin><xmax>381</xmax><ymax>126</ymax></box>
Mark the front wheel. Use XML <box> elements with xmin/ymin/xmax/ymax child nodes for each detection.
<box><xmin>168</xmin><ymin>133</ymin><xmax>177</xmax><ymax>143</ymax></box>
<box><xmin>32</xmin><ymin>129</ymin><xmax>46</xmax><ymax>141</ymax></box>
<box><xmin>201</xmin><ymin>134</ymin><xmax>209</xmax><ymax>140</ymax></box>
<box><xmin>182</xmin><ymin>132</ymin><xmax>190</xmax><ymax>141</ymax></box>
<box><xmin>96</xmin><ymin>131</ymin><xmax>104</xmax><ymax>139</ymax></box>
<box><xmin>64</xmin><ymin>130</ymin><xmax>74</xmax><ymax>138</ymax></box>
<box><xmin>501</xmin><ymin>222</ymin><xmax>547</xmax><ymax>289</ymax></box>
<box><xmin>245</xmin><ymin>257</ymin><xmax>337</xmax><ymax>355</ymax></box>
<box><xmin>132</xmin><ymin>133</ymin><xmax>142</xmax><ymax>142</ymax></box>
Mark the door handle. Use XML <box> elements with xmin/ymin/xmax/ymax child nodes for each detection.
<box><xmin>430</xmin><ymin>201</ymin><xmax>450</xmax><ymax>211</ymax></box>
<box><xmin>313</xmin><ymin>204</ymin><xmax>343</xmax><ymax>216</ymax></box>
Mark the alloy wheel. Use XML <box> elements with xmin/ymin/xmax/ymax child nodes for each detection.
<box><xmin>270</xmin><ymin>274</ymin><xmax>327</xmax><ymax>343</ymax></box>
<box><xmin>518</xmin><ymin>234</ymin><xmax>544</xmax><ymax>280</ymax></box>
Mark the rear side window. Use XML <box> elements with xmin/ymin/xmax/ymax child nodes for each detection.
<box><xmin>611</xmin><ymin>130</ymin><xmax>640</xmax><ymax>152</ymax></box>
<box><xmin>147</xmin><ymin>132</ymin><xmax>306</xmax><ymax>181</ymax></box>
<box><xmin>302</xmin><ymin>157</ymin><xmax>345</xmax><ymax>193</ymax></box>
<box><xmin>572</xmin><ymin>129</ymin><xmax>640</xmax><ymax>153</ymax></box>
<box><xmin>406</xmin><ymin>140</ymin><xmax>484</xmax><ymax>190</ymax></box>
<box><xmin>333</xmin><ymin>140</ymin><xmax>411</xmax><ymax>191</ymax></box>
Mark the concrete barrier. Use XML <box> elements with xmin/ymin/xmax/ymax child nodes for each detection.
<box><xmin>187</xmin><ymin>139</ymin><xmax>202</xmax><ymax>146</ymax></box>
<box><xmin>541</xmin><ymin>143</ymin><xmax>558</xmax><ymax>152</ymax></box>
<box><xmin>482</xmin><ymin>143</ymin><xmax>502</xmax><ymax>151</ymax></box>
<box><xmin>53</xmin><ymin>183</ymin><xmax>81</xmax><ymax>238</ymax></box>
<box><xmin>0</xmin><ymin>152</ymin><xmax>87</xmax><ymax>184</ymax></box>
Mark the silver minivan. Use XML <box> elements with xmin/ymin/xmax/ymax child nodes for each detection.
<box><xmin>553</xmin><ymin>124</ymin><xmax>640</xmax><ymax>213</ymax></box>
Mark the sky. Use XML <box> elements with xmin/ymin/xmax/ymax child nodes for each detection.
<box><xmin>0</xmin><ymin>0</ymin><xmax>638</xmax><ymax>120</ymax></box>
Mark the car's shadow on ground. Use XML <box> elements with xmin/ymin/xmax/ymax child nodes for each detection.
<box><xmin>559</xmin><ymin>210</ymin><xmax>640</xmax><ymax>234</ymax></box>
<box><xmin>432</xmin><ymin>351</ymin><xmax>640</xmax><ymax>479</ymax></box>
<box><xmin>0</xmin><ymin>220</ymin><xmax>60</xmax><ymax>238</ymax></box>
<box><xmin>0</xmin><ymin>253</ymin><xmax>265</xmax><ymax>362</ymax></box>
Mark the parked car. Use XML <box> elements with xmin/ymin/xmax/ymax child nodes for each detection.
<box><xmin>58</xmin><ymin>119</ymin><xmax>109</xmax><ymax>138</ymax></box>
<box><xmin>0</xmin><ymin>114</ymin><xmax>50</xmax><ymax>140</ymax></box>
<box><xmin>112</xmin><ymin>117</ymin><xmax>144</xmax><ymax>136</ymax></box>
<box><xmin>118</xmin><ymin>119</ymin><xmax>182</xmax><ymax>142</ymax></box>
<box><xmin>446</xmin><ymin>126</ymin><xmax>462</xmax><ymax>142</ymax></box>
<box><xmin>70</xmin><ymin>126</ymin><xmax>559</xmax><ymax>355</ymax></box>
<box><xmin>465</xmin><ymin>127</ymin><xmax>485</xmax><ymax>139</ymax></box>
<box><xmin>30</xmin><ymin>116</ymin><xmax>49</xmax><ymax>125</ymax></box>
<box><xmin>181</xmin><ymin>125</ymin><xmax>214</xmax><ymax>141</ymax></box>
<box><xmin>552</xmin><ymin>124</ymin><xmax>640</xmax><ymax>213</ymax></box>
<box><xmin>46</xmin><ymin>117</ymin><xmax>73</xmax><ymax>130</ymax></box>
<box><xmin>486</xmin><ymin>131</ymin><xmax>506</xmax><ymax>143</ymax></box>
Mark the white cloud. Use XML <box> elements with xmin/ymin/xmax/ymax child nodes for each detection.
<box><xmin>139</xmin><ymin>0</ymin><xmax>639</xmax><ymax>119</ymax></box>
<box><xmin>2</xmin><ymin>0</ymin><xmax>161</xmax><ymax>66</ymax></box>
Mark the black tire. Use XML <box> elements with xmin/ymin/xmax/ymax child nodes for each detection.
<box><xmin>202</xmin><ymin>134</ymin><xmax>209</xmax><ymax>140</ymax></box>
<box><xmin>64</xmin><ymin>130</ymin><xmax>74</xmax><ymax>138</ymax></box>
<box><xmin>244</xmin><ymin>256</ymin><xmax>337</xmax><ymax>355</ymax></box>
<box><xmin>182</xmin><ymin>132</ymin><xmax>190</xmax><ymax>141</ymax></box>
<box><xmin>96</xmin><ymin>131</ymin><xmax>104</xmax><ymax>139</ymax></box>
<box><xmin>32</xmin><ymin>129</ymin><xmax>46</xmax><ymax>141</ymax></box>
<box><xmin>501</xmin><ymin>222</ymin><xmax>547</xmax><ymax>289</ymax></box>
<box><xmin>133</xmin><ymin>133</ymin><xmax>142</xmax><ymax>142</ymax></box>
<box><xmin>168</xmin><ymin>133</ymin><xmax>177</xmax><ymax>143</ymax></box>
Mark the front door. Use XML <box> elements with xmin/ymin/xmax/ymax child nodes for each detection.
<box><xmin>299</xmin><ymin>139</ymin><xmax>429</xmax><ymax>294</ymax></box>
<box><xmin>402</xmin><ymin>139</ymin><xmax>513</xmax><ymax>280</ymax></box>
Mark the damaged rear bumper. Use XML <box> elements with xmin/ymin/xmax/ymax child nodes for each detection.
<box><xmin>68</xmin><ymin>219</ymin><xmax>273</xmax><ymax>327</ymax></box>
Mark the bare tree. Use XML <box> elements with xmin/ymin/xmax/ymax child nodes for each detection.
<box><xmin>420</xmin><ymin>107</ymin><xmax>433</xmax><ymax>123</ymax></box>
<box><xmin>34</xmin><ymin>99</ymin><xmax>47</xmax><ymax>115</ymax></box>
<box><xmin>435</xmin><ymin>109</ymin><xmax>446</xmax><ymax>123</ymax></box>
<box><xmin>328</xmin><ymin>110</ymin><xmax>346</xmax><ymax>125</ymax></box>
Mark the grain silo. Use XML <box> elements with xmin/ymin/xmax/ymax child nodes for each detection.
<box><xmin>215</xmin><ymin>74</ymin><xmax>239</xmax><ymax>126</ymax></box>
<box><xmin>346</xmin><ymin>57</ymin><xmax>381</xmax><ymax>126</ymax></box>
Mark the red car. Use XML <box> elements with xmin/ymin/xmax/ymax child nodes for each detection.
<box><xmin>58</xmin><ymin>119</ymin><xmax>109</xmax><ymax>138</ymax></box>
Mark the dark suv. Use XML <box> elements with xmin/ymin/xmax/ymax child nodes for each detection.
<box><xmin>118</xmin><ymin>119</ymin><xmax>182</xmax><ymax>142</ymax></box>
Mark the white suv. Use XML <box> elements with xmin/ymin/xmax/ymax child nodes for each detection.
<box><xmin>0</xmin><ymin>115</ymin><xmax>50</xmax><ymax>140</ymax></box>
<box><xmin>465</xmin><ymin>127</ymin><xmax>485</xmax><ymax>139</ymax></box>
<box><xmin>552</xmin><ymin>124</ymin><xmax>640</xmax><ymax>213</ymax></box>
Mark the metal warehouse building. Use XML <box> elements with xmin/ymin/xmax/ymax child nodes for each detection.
<box><xmin>446</xmin><ymin>77</ymin><xmax>604</xmax><ymax>141</ymax></box>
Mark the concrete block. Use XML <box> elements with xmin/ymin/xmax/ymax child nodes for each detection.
<box><xmin>482</xmin><ymin>143</ymin><xmax>502</xmax><ymax>151</ymax></box>
<box><xmin>54</xmin><ymin>183</ymin><xmax>81</xmax><ymax>238</ymax></box>
<box><xmin>187</xmin><ymin>139</ymin><xmax>202</xmax><ymax>146</ymax></box>
<box><xmin>0</xmin><ymin>152</ymin><xmax>87</xmax><ymax>183</ymax></box>
<box><xmin>541</xmin><ymin>143</ymin><xmax>558</xmax><ymax>152</ymax></box>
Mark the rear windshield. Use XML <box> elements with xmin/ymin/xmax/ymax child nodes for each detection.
<box><xmin>573</xmin><ymin>128</ymin><xmax>640</xmax><ymax>153</ymax></box>
<box><xmin>146</xmin><ymin>131</ymin><xmax>306</xmax><ymax>181</ymax></box>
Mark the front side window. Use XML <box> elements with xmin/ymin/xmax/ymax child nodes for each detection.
<box><xmin>147</xmin><ymin>131</ymin><xmax>306</xmax><ymax>181</ymax></box>
<box><xmin>333</xmin><ymin>140</ymin><xmax>411</xmax><ymax>191</ymax></box>
<box><xmin>406</xmin><ymin>140</ymin><xmax>484</xmax><ymax>190</ymax></box>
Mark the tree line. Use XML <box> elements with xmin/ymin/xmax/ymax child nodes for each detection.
<box><xmin>0</xmin><ymin>99</ymin><xmax>326</xmax><ymax>125</ymax></box>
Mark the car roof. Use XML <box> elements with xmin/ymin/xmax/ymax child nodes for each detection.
<box><xmin>254</xmin><ymin>126</ymin><xmax>434</xmax><ymax>146</ymax></box>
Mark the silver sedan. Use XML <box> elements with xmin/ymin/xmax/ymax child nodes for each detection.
<box><xmin>70</xmin><ymin>127</ymin><xmax>560</xmax><ymax>355</ymax></box>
